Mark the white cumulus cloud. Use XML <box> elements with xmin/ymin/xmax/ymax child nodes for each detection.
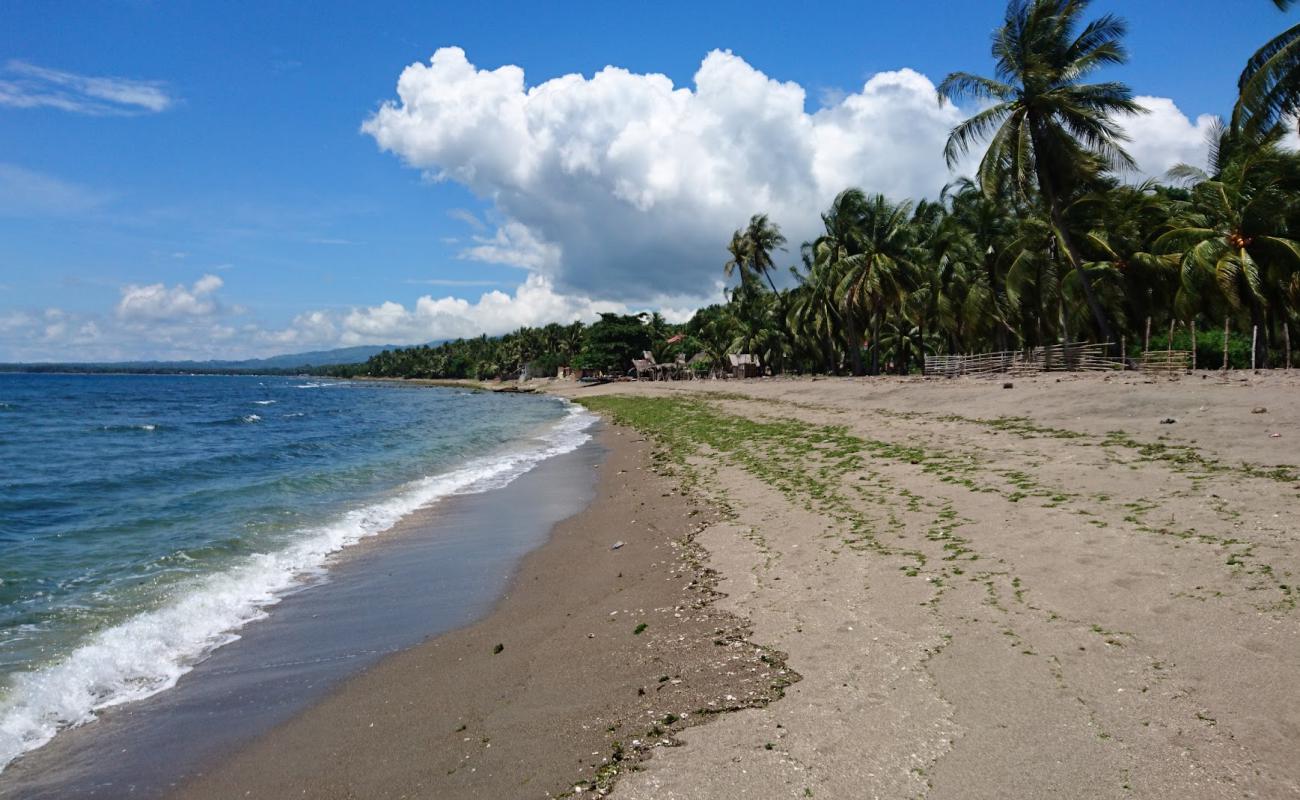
<box><xmin>1119</xmin><ymin>97</ymin><xmax>1219</xmax><ymax>180</ymax></box>
<box><xmin>363</xmin><ymin>47</ymin><xmax>969</xmax><ymax>302</ymax></box>
<box><xmin>337</xmin><ymin>273</ymin><xmax>632</xmax><ymax>344</ymax></box>
<box><xmin>116</xmin><ymin>274</ymin><xmax>225</xmax><ymax>322</ymax></box>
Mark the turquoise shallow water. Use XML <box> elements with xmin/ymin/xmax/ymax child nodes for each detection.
<box><xmin>0</xmin><ymin>373</ymin><xmax>589</xmax><ymax>770</ymax></box>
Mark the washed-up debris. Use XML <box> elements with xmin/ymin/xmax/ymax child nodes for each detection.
<box><xmin>1002</xmin><ymin>382</ymin><xmax>1014</xmax><ymax>389</ymax></box>
<box><xmin>1252</xmin><ymin>407</ymin><xmax>1268</xmax><ymax>414</ymax></box>
<box><xmin>611</xmin><ymin>541</ymin><xmax>625</xmax><ymax>550</ymax></box>
<box><xmin>1160</xmin><ymin>418</ymin><xmax>1177</xmax><ymax>424</ymax></box>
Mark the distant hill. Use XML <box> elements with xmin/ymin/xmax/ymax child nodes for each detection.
<box><xmin>215</xmin><ymin>344</ymin><xmax>404</xmax><ymax>369</ymax></box>
<box><xmin>0</xmin><ymin>343</ymin><xmax>412</xmax><ymax>375</ymax></box>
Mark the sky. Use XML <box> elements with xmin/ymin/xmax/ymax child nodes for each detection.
<box><xmin>0</xmin><ymin>0</ymin><xmax>1295</xmax><ymax>362</ymax></box>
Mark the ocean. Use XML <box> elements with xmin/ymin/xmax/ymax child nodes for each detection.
<box><xmin>0</xmin><ymin>373</ymin><xmax>594</xmax><ymax>779</ymax></box>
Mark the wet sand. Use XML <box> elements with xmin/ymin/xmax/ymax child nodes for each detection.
<box><xmin>171</xmin><ymin>424</ymin><xmax>789</xmax><ymax>799</ymax></box>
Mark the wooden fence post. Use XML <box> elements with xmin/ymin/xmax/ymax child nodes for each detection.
<box><xmin>1145</xmin><ymin>317</ymin><xmax>1152</xmax><ymax>354</ymax></box>
<box><xmin>1120</xmin><ymin>335</ymin><xmax>1127</xmax><ymax>370</ymax></box>
<box><xmin>1167</xmin><ymin>320</ymin><xmax>1175</xmax><ymax>351</ymax></box>
<box><xmin>1285</xmin><ymin>322</ymin><xmax>1292</xmax><ymax>370</ymax></box>
<box><xmin>1223</xmin><ymin>318</ymin><xmax>1230</xmax><ymax>371</ymax></box>
<box><xmin>1191</xmin><ymin>320</ymin><xmax>1197</xmax><ymax>370</ymax></box>
<box><xmin>1252</xmin><ymin>326</ymin><xmax>1258</xmax><ymax>371</ymax></box>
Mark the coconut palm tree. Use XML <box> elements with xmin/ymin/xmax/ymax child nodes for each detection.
<box><xmin>806</xmin><ymin>189</ymin><xmax>873</xmax><ymax>374</ymax></box>
<box><xmin>788</xmin><ymin>249</ymin><xmax>845</xmax><ymax>373</ymax></box>
<box><xmin>742</xmin><ymin>214</ymin><xmax>787</xmax><ymax>295</ymax></box>
<box><xmin>1237</xmin><ymin>0</ymin><xmax>1300</xmax><ymax>135</ymax></box>
<box><xmin>1155</xmin><ymin>132</ymin><xmax>1300</xmax><ymax>365</ymax></box>
<box><xmin>941</xmin><ymin>177</ymin><xmax>1021</xmax><ymax>349</ymax></box>
<box><xmin>938</xmin><ymin>0</ymin><xmax>1145</xmax><ymax>346</ymax></box>
<box><xmin>723</xmin><ymin>230</ymin><xmax>755</xmax><ymax>289</ymax></box>
<box><xmin>1074</xmin><ymin>181</ymin><xmax>1180</xmax><ymax>333</ymax></box>
<box><xmin>836</xmin><ymin>194</ymin><xmax>924</xmax><ymax>374</ymax></box>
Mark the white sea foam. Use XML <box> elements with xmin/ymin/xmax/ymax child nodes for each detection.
<box><xmin>252</xmin><ymin>400</ymin><xmax>277</xmax><ymax>406</ymax></box>
<box><xmin>241</xmin><ymin>414</ymin><xmax>262</xmax><ymax>423</ymax></box>
<box><xmin>0</xmin><ymin>402</ymin><xmax>594</xmax><ymax>772</ymax></box>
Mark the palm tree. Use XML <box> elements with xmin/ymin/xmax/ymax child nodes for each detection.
<box><xmin>938</xmin><ymin>0</ymin><xmax>1145</xmax><ymax>346</ymax></box>
<box><xmin>836</xmin><ymin>194</ymin><xmax>923</xmax><ymax>374</ymax></box>
<box><xmin>789</xmin><ymin>249</ymin><xmax>845</xmax><ymax>373</ymax></box>
<box><xmin>1155</xmin><ymin>131</ymin><xmax>1300</xmax><ymax>365</ymax></box>
<box><xmin>806</xmin><ymin>189</ymin><xmax>872</xmax><ymax>374</ymax></box>
<box><xmin>1237</xmin><ymin>0</ymin><xmax>1300</xmax><ymax>135</ymax></box>
<box><xmin>941</xmin><ymin>177</ymin><xmax>1020</xmax><ymax>349</ymax></box>
<box><xmin>724</xmin><ymin>230</ymin><xmax>754</xmax><ymax>288</ymax></box>
<box><xmin>743</xmin><ymin>214</ymin><xmax>787</xmax><ymax>295</ymax></box>
<box><xmin>1075</xmin><ymin>181</ymin><xmax>1179</xmax><ymax>337</ymax></box>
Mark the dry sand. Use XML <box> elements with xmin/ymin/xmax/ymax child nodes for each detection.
<box><xmin>551</xmin><ymin>372</ymin><xmax>1300</xmax><ymax>799</ymax></box>
<box><xmin>183</xmin><ymin>371</ymin><xmax>1300</xmax><ymax>799</ymax></box>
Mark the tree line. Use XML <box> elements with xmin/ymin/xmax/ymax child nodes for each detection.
<box><xmin>340</xmin><ymin>0</ymin><xmax>1300</xmax><ymax>380</ymax></box>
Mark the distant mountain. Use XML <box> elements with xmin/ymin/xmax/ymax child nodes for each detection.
<box><xmin>0</xmin><ymin>343</ymin><xmax>414</xmax><ymax>374</ymax></box>
<box><xmin>217</xmin><ymin>344</ymin><xmax>405</xmax><ymax>369</ymax></box>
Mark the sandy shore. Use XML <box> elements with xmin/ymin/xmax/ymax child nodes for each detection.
<box><xmin>171</xmin><ymin>424</ymin><xmax>789</xmax><ymax>799</ymax></box>
<box><xmin>549</xmin><ymin>372</ymin><xmax>1300</xmax><ymax>799</ymax></box>
<box><xmin>180</xmin><ymin>371</ymin><xmax>1300</xmax><ymax>798</ymax></box>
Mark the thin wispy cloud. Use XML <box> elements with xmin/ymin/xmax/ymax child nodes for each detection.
<box><xmin>403</xmin><ymin>278</ymin><xmax>504</xmax><ymax>287</ymax></box>
<box><xmin>446</xmin><ymin>208</ymin><xmax>486</xmax><ymax>231</ymax></box>
<box><xmin>0</xmin><ymin>60</ymin><xmax>174</xmax><ymax>115</ymax></box>
<box><xmin>0</xmin><ymin>163</ymin><xmax>108</xmax><ymax>217</ymax></box>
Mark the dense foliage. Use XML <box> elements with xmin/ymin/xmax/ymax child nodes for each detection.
<box><xmin>342</xmin><ymin>0</ymin><xmax>1300</xmax><ymax>380</ymax></box>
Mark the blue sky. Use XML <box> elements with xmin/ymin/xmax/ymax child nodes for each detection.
<box><xmin>0</xmin><ymin>1</ymin><xmax>1294</xmax><ymax>361</ymax></box>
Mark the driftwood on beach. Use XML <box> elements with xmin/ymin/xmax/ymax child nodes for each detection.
<box><xmin>924</xmin><ymin>342</ymin><xmax>1123</xmax><ymax>378</ymax></box>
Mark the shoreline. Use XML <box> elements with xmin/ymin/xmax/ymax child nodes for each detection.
<box><xmin>169</xmin><ymin>423</ymin><xmax>791</xmax><ymax>799</ymax></box>
<box><xmin>0</xmin><ymin>390</ymin><xmax>605</xmax><ymax>798</ymax></box>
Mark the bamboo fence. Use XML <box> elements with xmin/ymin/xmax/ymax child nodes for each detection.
<box><xmin>924</xmin><ymin>342</ymin><xmax>1123</xmax><ymax>378</ymax></box>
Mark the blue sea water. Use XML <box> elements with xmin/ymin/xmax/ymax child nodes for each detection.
<box><xmin>0</xmin><ymin>373</ymin><xmax>591</xmax><ymax>771</ymax></box>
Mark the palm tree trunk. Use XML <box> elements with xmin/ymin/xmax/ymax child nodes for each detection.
<box><xmin>1030</xmin><ymin>127</ymin><xmax>1114</xmax><ymax>348</ymax></box>
<box><xmin>870</xmin><ymin>310</ymin><xmax>882</xmax><ymax>375</ymax></box>
<box><xmin>845</xmin><ymin>314</ymin><xmax>866</xmax><ymax>376</ymax></box>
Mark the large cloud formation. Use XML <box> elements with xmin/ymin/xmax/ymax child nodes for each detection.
<box><xmin>363</xmin><ymin>48</ymin><xmax>1219</xmax><ymax>307</ymax></box>
<box><xmin>363</xmin><ymin>48</ymin><xmax>971</xmax><ymax>302</ymax></box>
